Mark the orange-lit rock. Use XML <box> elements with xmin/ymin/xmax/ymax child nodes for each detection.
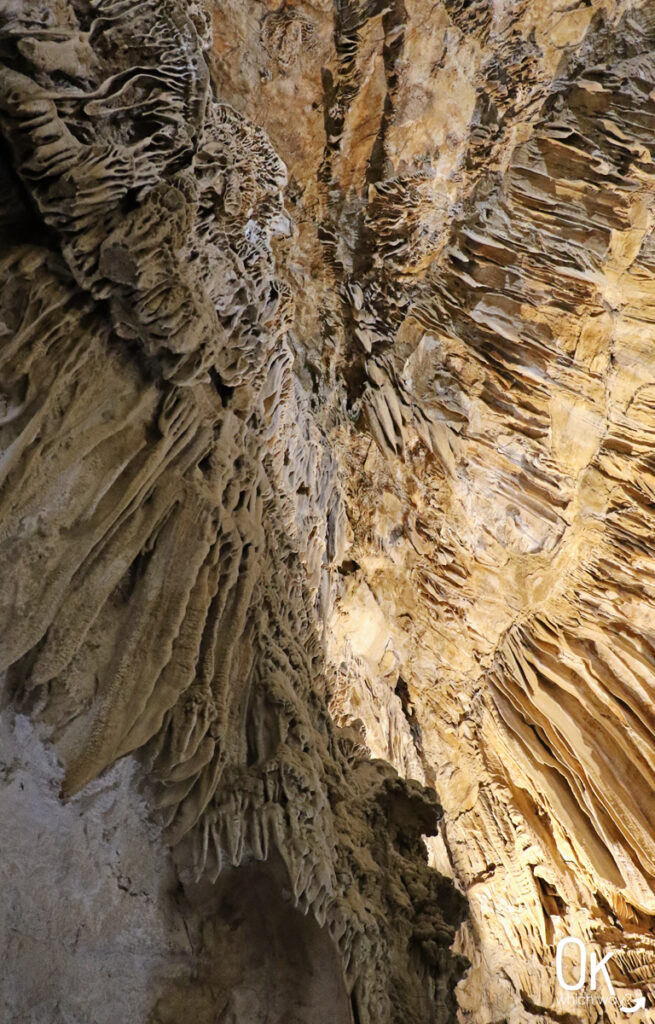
<box><xmin>3</xmin><ymin>1</ymin><xmax>655</xmax><ymax>1022</ymax></box>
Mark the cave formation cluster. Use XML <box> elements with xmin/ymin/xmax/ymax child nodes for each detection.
<box><xmin>2</xmin><ymin>1</ymin><xmax>655</xmax><ymax>1023</ymax></box>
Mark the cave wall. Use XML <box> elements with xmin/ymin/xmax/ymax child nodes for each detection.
<box><xmin>0</xmin><ymin>0</ymin><xmax>466</xmax><ymax>1022</ymax></box>
<box><xmin>150</xmin><ymin>858</ymin><xmax>355</xmax><ymax>1024</ymax></box>
<box><xmin>0</xmin><ymin>711</ymin><xmax>191</xmax><ymax>1024</ymax></box>
<box><xmin>204</xmin><ymin>1</ymin><xmax>655</xmax><ymax>1021</ymax></box>
<box><xmin>4</xmin><ymin>0</ymin><xmax>655</xmax><ymax>1022</ymax></box>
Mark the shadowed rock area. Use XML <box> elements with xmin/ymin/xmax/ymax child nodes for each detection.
<box><xmin>2</xmin><ymin>0</ymin><xmax>655</xmax><ymax>1022</ymax></box>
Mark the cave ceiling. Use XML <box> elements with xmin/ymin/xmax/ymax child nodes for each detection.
<box><xmin>2</xmin><ymin>0</ymin><xmax>655</xmax><ymax>1022</ymax></box>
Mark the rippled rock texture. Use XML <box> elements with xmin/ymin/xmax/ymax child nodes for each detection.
<box><xmin>3</xmin><ymin>0</ymin><xmax>655</xmax><ymax>1022</ymax></box>
<box><xmin>0</xmin><ymin>0</ymin><xmax>467</xmax><ymax>1022</ymax></box>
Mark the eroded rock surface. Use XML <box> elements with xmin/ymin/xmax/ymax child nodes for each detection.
<box><xmin>208</xmin><ymin>1</ymin><xmax>655</xmax><ymax>1021</ymax></box>
<box><xmin>0</xmin><ymin>0</ymin><xmax>466</xmax><ymax>1022</ymax></box>
<box><xmin>3</xmin><ymin>0</ymin><xmax>655</xmax><ymax>1022</ymax></box>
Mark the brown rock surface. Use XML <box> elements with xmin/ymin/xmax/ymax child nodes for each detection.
<box><xmin>0</xmin><ymin>0</ymin><xmax>466</xmax><ymax>1021</ymax></box>
<box><xmin>3</xmin><ymin>0</ymin><xmax>655</xmax><ymax>1022</ymax></box>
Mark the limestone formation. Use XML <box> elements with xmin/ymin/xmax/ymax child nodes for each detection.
<box><xmin>3</xmin><ymin>0</ymin><xmax>655</xmax><ymax>1023</ymax></box>
<box><xmin>0</xmin><ymin>0</ymin><xmax>466</xmax><ymax>1021</ymax></box>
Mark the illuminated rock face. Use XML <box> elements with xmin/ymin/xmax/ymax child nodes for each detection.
<box><xmin>0</xmin><ymin>1</ymin><xmax>465</xmax><ymax>1022</ymax></box>
<box><xmin>3</xmin><ymin>0</ymin><xmax>655</xmax><ymax>1022</ymax></box>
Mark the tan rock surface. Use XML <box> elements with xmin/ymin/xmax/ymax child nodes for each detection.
<box><xmin>0</xmin><ymin>0</ymin><xmax>466</xmax><ymax>1021</ymax></box>
<box><xmin>222</xmin><ymin>2</ymin><xmax>655</xmax><ymax>1020</ymax></box>
<box><xmin>3</xmin><ymin>0</ymin><xmax>655</xmax><ymax>1022</ymax></box>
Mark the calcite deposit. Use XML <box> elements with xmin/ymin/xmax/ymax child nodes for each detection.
<box><xmin>2</xmin><ymin>0</ymin><xmax>655</xmax><ymax>1022</ymax></box>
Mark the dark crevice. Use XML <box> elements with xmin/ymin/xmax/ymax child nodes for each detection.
<box><xmin>209</xmin><ymin>367</ymin><xmax>235</xmax><ymax>406</ymax></box>
<box><xmin>0</xmin><ymin>135</ymin><xmax>59</xmax><ymax>252</ymax></box>
<box><xmin>395</xmin><ymin>676</ymin><xmax>424</xmax><ymax>755</ymax></box>
<box><xmin>521</xmin><ymin>993</ymin><xmax>585</xmax><ymax>1024</ymax></box>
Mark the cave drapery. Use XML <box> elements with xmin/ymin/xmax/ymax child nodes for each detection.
<box><xmin>2</xmin><ymin>0</ymin><xmax>655</xmax><ymax>1022</ymax></box>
